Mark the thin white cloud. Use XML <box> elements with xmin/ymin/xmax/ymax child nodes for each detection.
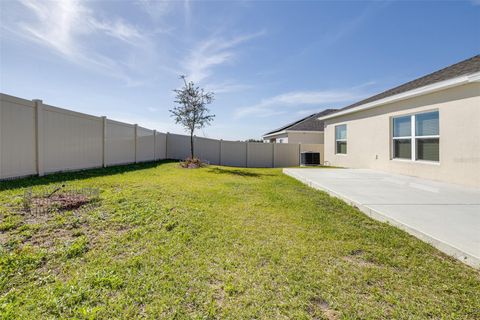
<box><xmin>147</xmin><ymin>107</ymin><xmax>159</xmax><ymax>112</ymax></box>
<box><xmin>182</xmin><ymin>30</ymin><xmax>265</xmax><ymax>83</ymax></box>
<box><xmin>293</xmin><ymin>3</ymin><xmax>390</xmax><ymax>60</ymax></box>
<box><xmin>296</xmin><ymin>108</ymin><xmax>323</xmax><ymax>116</ymax></box>
<box><xmin>234</xmin><ymin>84</ymin><xmax>373</xmax><ymax>118</ymax></box>
<box><xmin>2</xmin><ymin>1</ymin><xmax>262</xmax><ymax>89</ymax></box>
<box><xmin>204</xmin><ymin>81</ymin><xmax>252</xmax><ymax>94</ymax></box>
<box><xmin>136</xmin><ymin>0</ymin><xmax>172</xmax><ymax>20</ymax></box>
<box><xmin>5</xmin><ymin>0</ymin><xmax>157</xmax><ymax>85</ymax></box>
<box><xmin>184</xmin><ymin>0</ymin><xmax>192</xmax><ymax>27</ymax></box>
<box><xmin>135</xmin><ymin>0</ymin><xmax>176</xmax><ymax>35</ymax></box>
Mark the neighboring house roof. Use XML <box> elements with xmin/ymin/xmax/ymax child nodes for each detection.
<box><xmin>263</xmin><ymin>109</ymin><xmax>337</xmax><ymax>136</ymax></box>
<box><xmin>319</xmin><ymin>54</ymin><xmax>480</xmax><ymax>120</ymax></box>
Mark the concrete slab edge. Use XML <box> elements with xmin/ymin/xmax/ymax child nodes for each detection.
<box><xmin>283</xmin><ymin>169</ymin><xmax>480</xmax><ymax>269</ymax></box>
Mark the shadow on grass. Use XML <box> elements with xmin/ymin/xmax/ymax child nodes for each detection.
<box><xmin>208</xmin><ymin>167</ymin><xmax>275</xmax><ymax>177</ymax></box>
<box><xmin>0</xmin><ymin>160</ymin><xmax>177</xmax><ymax>191</ymax></box>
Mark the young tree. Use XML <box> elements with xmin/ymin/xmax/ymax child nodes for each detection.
<box><xmin>170</xmin><ymin>75</ymin><xmax>215</xmax><ymax>159</ymax></box>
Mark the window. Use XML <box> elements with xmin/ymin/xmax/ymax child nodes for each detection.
<box><xmin>392</xmin><ymin>115</ymin><xmax>411</xmax><ymax>159</ymax></box>
<box><xmin>392</xmin><ymin>111</ymin><xmax>439</xmax><ymax>162</ymax></box>
<box><xmin>335</xmin><ymin>124</ymin><xmax>347</xmax><ymax>154</ymax></box>
<box><xmin>415</xmin><ymin>112</ymin><xmax>439</xmax><ymax>161</ymax></box>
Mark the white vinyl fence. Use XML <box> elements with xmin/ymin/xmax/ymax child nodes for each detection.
<box><xmin>0</xmin><ymin>93</ymin><xmax>324</xmax><ymax>180</ymax></box>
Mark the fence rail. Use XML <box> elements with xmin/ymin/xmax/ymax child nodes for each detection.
<box><xmin>0</xmin><ymin>93</ymin><xmax>323</xmax><ymax>180</ymax></box>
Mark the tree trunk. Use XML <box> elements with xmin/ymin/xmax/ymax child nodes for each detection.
<box><xmin>190</xmin><ymin>132</ymin><xmax>194</xmax><ymax>159</ymax></box>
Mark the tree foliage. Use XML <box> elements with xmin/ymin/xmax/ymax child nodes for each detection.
<box><xmin>170</xmin><ymin>75</ymin><xmax>215</xmax><ymax>159</ymax></box>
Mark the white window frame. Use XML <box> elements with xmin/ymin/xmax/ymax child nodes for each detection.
<box><xmin>335</xmin><ymin>124</ymin><xmax>347</xmax><ymax>155</ymax></box>
<box><xmin>391</xmin><ymin>110</ymin><xmax>439</xmax><ymax>163</ymax></box>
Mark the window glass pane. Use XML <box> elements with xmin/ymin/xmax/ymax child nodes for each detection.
<box><xmin>416</xmin><ymin>111</ymin><xmax>439</xmax><ymax>136</ymax></box>
<box><xmin>336</xmin><ymin>141</ymin><xmax>347</xmax><ymax>154</ymax></box>
<box><xmin>335</xmin><ymin>125</ymin><xmax>347</xmax><ymax>140</ymax></box>
<box><xmin>393</xmin><ymin>139</ymin><xmax>411</xmax><ymax>159</ymax></box>
<box><xmin>416</xmin><ymin>138</ymin><xmax>439</xmax><ymax>161</ymax></box>
<box><xmin>393</xmin><ymin>116</ymin><xmax>411</xmax><ymax>137</ymax></box>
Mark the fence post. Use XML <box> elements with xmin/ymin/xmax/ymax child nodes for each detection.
<box><xmin>33</xmin><ymin>99</ymin><xmax>44</xmax><ymax>176</ymax></box>
<box><xmin>194</xmin><ymin>135</ymin><xmax>197</xmax><ymax>159</ymax></box>
<box><xmin>101</xmin><ymin>116</ymin><xmax>107</xmax><ymax>167</ymax></box>
<box><xmin>153</xmin><ymin>130</ymin><xmax>157</xmax><ymax>160</ymax></box>
<box><xmin>219</xmin><ymin>139</ymin><xmax>222</xmax><ymax>166</ymax></box>
<box><xmin>298</xmin><ymin>143</ymin><xmax>301</xmax><ymax>166</ymax></box>
<box><xmin>245</xmin><ymin>142</ymin><xmax>249</xmax><ymax>168</ymax></box>
<box><xmin>134</xmin><ymin>124</ymin><xmax>138</xmax><ymax>163</ymax></box>
<box><xmin>165</xmin><ymin>132</ymin><xmax>169</xmax><ymax>159</ymax></box>
<box><xmin>272</xmin><ymin>143</ymin><xmax>276</xmax><ymax>168</ymax></box>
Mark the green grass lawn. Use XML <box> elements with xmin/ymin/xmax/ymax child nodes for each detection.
<box><xmin>1</xmin><ymin>162</ymin><xmax>479</xmax><ymax>319</ymax></box>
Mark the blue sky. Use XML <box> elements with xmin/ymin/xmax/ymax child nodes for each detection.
<box><xmin>1</xmin><ymin>0</ymin><xmax>479</xmax><ymax>140</ymax></box>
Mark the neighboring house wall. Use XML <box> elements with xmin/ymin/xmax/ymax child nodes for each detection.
<box><xmin>263</xmin><ymin>131</ymin><xmax>324</xmax><ymax>144</ymax></box>
<box><xmin>287</xmin><ymin>131</ymin><xmax>324</xmax><ymax>144</ymax></box>
<box><xmin>324</xmin><ymin>83</ymin><xmax>480</xmax><ymax>188</ymax></box>
<box><xmin>263</xmin><ymin>132</ymin><xmax>288</xmax><ymax>143</ymax></box>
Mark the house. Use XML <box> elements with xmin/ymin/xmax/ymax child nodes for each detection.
<box><xmin>262</xmin><ymin>109</ymin><xmax>337</xmax><ymax>144</ymax></box>
<box><xmin>319</xmin><ymin>55</ymin><xmax>480</xmax><ymax>188</ymax></box>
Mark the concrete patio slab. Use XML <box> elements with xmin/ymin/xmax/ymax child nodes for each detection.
<box><xmin>283</xmin><ymin>168</ymin><xmax>480</xmax><ymax>268</ymax></box>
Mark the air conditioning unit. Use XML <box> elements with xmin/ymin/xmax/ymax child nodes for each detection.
<box><xmin>300</xmin><ymin>151</ymin><xmax>320</xmax><ymax>166</ymax></box>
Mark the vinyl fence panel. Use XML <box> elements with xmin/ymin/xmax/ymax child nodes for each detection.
<box><xmin>1</xmin><ymin>93</ymin><xmax>325</xmax><ymax>180</ymax></box>
<box><xmin>220</xmin><ymin>140</ymin><xmax>247</xmax><ymax>167</ymax></box>
<box><xmin>0</xmin><ymin>94</ymin><xmax>37</xmax><ymax>179</ymax></box>
<box><xmin>42</xmin><ymin>104</ymin><xmax>103</xmax><ymax>173</ymax></box>
<box><xmin>274</xmin><ymin>143</ymin><xmax>300</xmax><ymax>167</ymax></box>
<box><xmin>155</xmin><ymin>132</ymin><xmax>167</xmax><ymax>160</ymax></box>
<box><xmin>137</xmin><ymin>126</ymin><xmax>155</xmax><ymax>162</ymax></box>
<box><xmin>105</xmin><ymin>119</ymin><xmax>135</xmax><ymax>166</ymax></box>
<box><xmin>247</xmin><ymin>142</ymin><xmax>273</xmax><ymax>168</ymax></box>
<box><xmin>167</xmin><ymin>133</ymin><xmax>190</xmax><ymax>160</ymax></box>
<box><xmin>195</xmin><ymin>137</ymin><xmax>220</xmax><ymax>164</ymax></box>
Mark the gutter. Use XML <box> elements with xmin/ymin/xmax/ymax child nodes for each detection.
<box><xmin>262</xmin><ymin>129</ymin><xmax>324</xmax><ymax>139</ymax></box>
<box><xmin>262</xmin><ymin>130</ymin><xmax>287</xmax><ymax>139</ymax></box>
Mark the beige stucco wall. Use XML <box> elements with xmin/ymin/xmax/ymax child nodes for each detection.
<box><xmin>287</xmin><ymin>131</ymin><xmax>324</xmax><ymax>144</ymax></box>
<box><xmin>324</xmin><ymin>82</ymin><xmax>480</xmax><ymax>188</ymax></box>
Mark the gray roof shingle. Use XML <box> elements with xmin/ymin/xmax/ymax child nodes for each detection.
<box><xmin>264</xmin><ymin>109</ymin><xmax>337</xmax><ymax>136</ymax></box>
<box><xmin>332</xmin><ymin>54</ymin><xmax>480</xmax><ymax>115</ymax></box>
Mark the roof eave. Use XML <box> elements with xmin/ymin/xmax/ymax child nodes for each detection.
<box><xmin>262</xmin><ymin>130</ymin><xmax>287</xmax><ymax>138</ymax></box>
<box><xmin>318</xmin><ymin>71</ymin><xmax>480</xmax><ymax>121</ymax></box>
<box><xmin>286</xmin><ymin>130</ymin><xmax>323</xmax><ymax>133</ymax></box>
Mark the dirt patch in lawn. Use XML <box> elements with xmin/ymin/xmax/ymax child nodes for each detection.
<box><xmin>1</xmin><ymin>185</ymin><xmax>102</xmax><ymax>252</ymax></box>
<box><xmin>23</xmin><ymin>186</ymin><xmax>100</xmax><ymax>217</ymax></box>
<box><xmin>31</xmin><ymin>193</ymin><xmax>91</xmax><ymax>212</ymax></box>
<box><xmin>308</xmin><ymin>296</ymin><xmax>339</xmax><ymax>320</ymax></box>
<box><xmin>343</xmin><ymin>249</ymin><xmax>378</xmax><ymax>268</ymax></box>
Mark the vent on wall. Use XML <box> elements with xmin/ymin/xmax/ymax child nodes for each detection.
<box><xmin>300</xmin><ymin>152</ymin><xmax>320</xmax><ymax>166</ymax></box>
